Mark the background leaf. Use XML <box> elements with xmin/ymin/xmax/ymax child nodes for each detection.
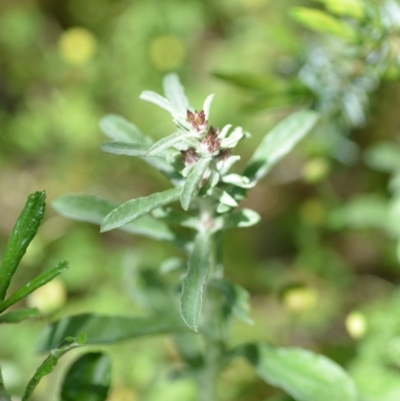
<box><xmin>0</xmin><ymin>368</ymin><xmax>11</xmax><ymax>401</ymax></box>
<box><xmin>60</xmin><ymin>352</ymin><xmax>111</xmax><ymax>401</ymax></box>
<box><xmin>240</xmin><ymin>343</ymin><xmax>358</xmax><ymax>401</ymax></box>
<box><xmin>0</xmin><ymin>308</ymin><xmax>40</xmax><ymax>324</ymax></box>
<box><xmin>0</xmin><ymin>191</ymin><xmax>46</xmax><ymax>300</ymax></box>
<box><xmin>36</xmin><ymin>314</ymin><xmax>186</xmax><ymax>352</ymax></box>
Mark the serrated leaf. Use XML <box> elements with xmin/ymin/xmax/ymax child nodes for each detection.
<box><xmin>181</xmin><ymin>158</ymin><xmax>212</xmax><ymax>211</ymax></box>
<box><xmin>60</xmin><ymin>352</ymin><xmax>111</xmax><ymax>401</ymax></box>
<box><xmin>36</xmin><ymin>314</ymin><xmax>185</xmax><ymax>352</ymax></box>
<box><xmin>0</xmin><ymin>191</ymin><xmax>46</xmax><ymax>300</ymax></box>
<box><xmin>0</xmin><ymin>368</ymin><xmax>11</xmax><ymax>401</ymax></box>
<box><xmin>101</xmin><ymin>188</ymin><xmax>181</xmax><ymax>232</ymax></box>
<box><xmin>0</xmin><ymin>308</ymin><xmax>40</xmax><ymax>324</ymax></box>
<box><xmin>241</xmin><ymin>343</ymin><xmax>358</xmax><ymax>401</ymax></box>
<box><xmin>140</xmin><ymin>91</ymin><xmax>176</xmax><ymax>114</ymax></box>
<box><xmin>147</xmin><ymin>131</ymin><xmax>194</xmax><ymax>156</ymax></box>
<box><xmin>291</xmin><ymin>8</ymin><xmax>357</xmax><ymax>40</ymax></box>
<box><xmin>180</xmin><ymin>232</ymin><xmax>212</xmax><ymax>331</ymax></box>
<box><xmin>53</xmin><ymin>194</ymin><xmax>178</xmax><ymax>242</ymax></box>
<box><xmin>99</xmin><ymin>114</ymin><xmax>153</xmax><ymax>144</ymax></box>
<box><xmin>222</xmin><ymin>209</ymin><xmax>261</xmax><ymax>229</ymax></box>
<box><xmin>244</xmin><ymin>110</ymin><xmax>318</xmax><ymax>181</ymax></box>
<box><xmin>163</xmin><ymin>73</ymin><xmax>190</xmax><ymax>115</ymax></box>
<box><xmin>100</xmin><ymin>141</ymin><xmax>150</xmax><ymax>156</ymax></box>
<box><xmin>0</xmin><ymin>261</ymin><xmax>68</xmax><ymax>313</ymax></box>
<box><xmin>22</xmin><ymin>333</ymin><xmax>86</xmax><ymax>401</ymax></box>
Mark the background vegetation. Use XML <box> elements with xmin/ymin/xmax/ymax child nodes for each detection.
<box><xmin>2</xmin><ymin>0</ymin><xmax>400</xmax><ymax>400</ymax></box>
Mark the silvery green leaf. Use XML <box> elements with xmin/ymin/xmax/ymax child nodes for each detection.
<box><xmin>147</xmin><ymin>131</ymin><xmax>195</xmax><ymax>156</ymax></box>
<box><xmin>218</xmin><ymin>124</ymin><xmax>232</xmax><ymax>140</ymax></box>
<box><xmin>209</xmin><ymin>187</ymin><xmax>238</xmax><ymax>207</ymax></box>
<box><xmin>180</xmin><ymin>231</ymin><xmax>212</xmax><ymax>331</ymax></box>
<box><xmin>244</xmin><ymin>110</ymin><xmax>319</xmax><ymax>181</ymax></box>
<box><xmin>199</xmin><ymin>170</ymin><xmax>220</xmax><ymax>196</ymax></box>
<box><xmin>99</xmin><ymin>114</ymin><xmax>153</xmax><ymax>144</ymax></box>
<box><xmin>100</xmin><ymin>141</ymin><xmax>150</xmax><ymax>156</ymax></box>
<box><xmin>217</xmin><ymin>155</ymin><xmax>241</xmax><ymax>175</ymax></box>
<box><xmin>203</xmin><ymin>94</ymin><xmax>215</xmax><ymax>121</ymax></box>
<box><xmin>220</xmin><ymin>127</ymin><xmax>244</xmax><ymax>149</ymax></box>
<box><xmin>222</xmin><ymin>174</ymin><xmax>256</xmax><ymax>189</ymax></box>
<box><xmin>222</xmin><ymin>209</ymin><xmax>261</xmax><ymax>229</ymax></box>
<box><xmin>101</xmin><ymin>188</ymin><xmax>181</xmax><ymax>232</ymax></box>
<box><xmin>160</xmin><ymin>257</ymin><xmax>186</xmax><ymax>274</ymax></box>
<box><xmin>152</xmin><ymin>207</ymin><xmax>199</xmax><ymax>230</ymax></box>
<box><xmin>217</xmin><ymin>203</ymin><xmax>231</xmax><ymax>213</ymax></box>
<box><xmin>239</xmin><ymin>343</ymin><xmax>358</xmax><ymax>401</ymax></box>
<box><xmin>181</xmin><ymin>158</ymin><xmax>212</xmax><ymax>211</ymax></box>
<box><xmin>163</xmin><ymin>73</ymin><xmax>190</xmax><ymax>115</ymax></box>
<box><xmin>140</xmin><ymin>91</ymin><xmax>176</xmax><ymax>114</ymax></box>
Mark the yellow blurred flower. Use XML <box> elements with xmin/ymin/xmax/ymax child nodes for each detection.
<box><xmin>302</xmin><ymin>157</ymin><xmax>330</xmax><ymax>183</ymax></box>
<box><xmin>27</xmin><ymin>278</ymin><xmax>67</xmax><ymax>315</ymax></box>
<box><xmin>149</xmin><ymin>35</ymin><xmax>185</xmax><ymax>71</ymax></box>
<box><xmin>282</xmin><ymin>285</ymin><xmax>318</xmax><ymax>313</ymax></box>
<box><xmin>58</xmin><ymin>27</ymin><xmax>97</xmax><ymax>65</ymax></box>
<box><xmin>345</xmin><ymin>311</ymin><xmax>367</xmax><ymax>339</ymax></box>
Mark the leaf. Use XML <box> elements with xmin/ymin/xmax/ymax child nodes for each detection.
<box><xmin>291</xmin><ymin>8</ymin><xmax>357</xmax><ymax>40</ymax></box>
<box><xmin>203</xmin><ymin>94</ymin><xmax>215</xmax><ymax>121</ymax></box>
<box><xmin>60</xmin><ymin>352</ymin><xmax>111</xmax><ymax>401</ymax></box>
<box><xmin>209</xmin><ymin>187</ymin><xmax>238</xmax><ymax>207</ymax></box>
<box><xmin>212</xmin><ymin>279</ymin><xmax>253</xmax><ymax>324</ymax></box>
<box><xmin>314</xmin><ymin>0</ymin><xmax>365</xmax><ymax>20</ymax></box>
<box><xmin>181</xmin><ymin>158</ymin><xmax>212</xmax><ymax>211</ymax></box>
<box><xmin>364</xmin><ymin>142</ymin><xmax>400</xmax><ymax>173</ymax></box>
<box><xmin>163</xmin><ymin>73</ymin><xmax>190</xmax><ymax>115</ymax></box>
<box><xmin>99</xmin><ymin>114</ymin><xmax>153</xmax><ymax>144</ymax></box>
<box><xmin>0</xmin><ymin>308</ymin><xmax>40</xmax><ymax>324</ymax></box>
<box><xmin>101</xmin><ymin>188</ymin><xmax>181</xmax><ymax>232</ymax></box>
<box><xmin>244</xmin><ymin>111</ymin><xmax>318</xmax><ymax>181</ymax></box>
<box><xmin>213</xmin><ymin>72</ymin><xmax>278</xmax><ymax>91</ymax></box>
<box><xmin>0</xmin><ymin>368</ymin><xmax>11</xmax><ymax>401</ymax></box>
<box><xmin>221</xmin><ymin>174</ymin><xmax>256</xmax><ymax>189</ymax></box>
<box><xmin>180</xmin><ymin>232</ymin><xmax>212</xmax><ymax>331</ymax></box>
<box><xmin>240</xmin><ymin>343</ymin><xmax>358</xmax><ymax>401</ymax></box>
<box><xmin>147</xmin><ymin>131</ymin><xmax>194</xmax><ymax>156</ymax></box>
<box><xmin>100</xmin><ymin>141</ymin><xmax>150</xmax><ymax>156</ymax></box>
<box><xmin>22</xmin><ymin>333</ymin><xmax>86</xmax><ymax>401</ymax></box>
<box><xmin>222</xmin><ymin>209</ymin><xmax>261</xmax><ymax>229</ymax></box>
<box><xmin>220</xmin><ymin>127</ymin><xmax>244</xmax><ymax>148</ymax></box>
<box><xmin>0</xmin><ymin>261</ymin><xmax>68</xmax><ymax>313</ymax></box>
<box><xmin>140</xmin><ymin>91</ymin><xmax>176</xmax><ymax>114</ymax></box>
<box><xmin>36</xmin><ymin>314</ymin><xmax>185</xmax><ymax>352</ymax></box>
<box><xmin>0</xmin><ymin>191</ymin><xmax>46</xmax><ymax>300</ymax></box>
<box><xmin>53</xmin><ymin>194</ymin><xmax>178</xmax><ymax>242</ymax></box>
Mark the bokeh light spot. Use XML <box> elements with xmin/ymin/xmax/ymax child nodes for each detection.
<box><xmin>149</xmin><ymin>35</ymin><xmax>185</xmax><ymax>71</ymax></box>
<box><xmin>59</xmin><ymin>27</ymin><xmax>97</xmax><ymax>65</ymax></box>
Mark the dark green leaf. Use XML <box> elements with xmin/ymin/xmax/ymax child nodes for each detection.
<box><xmin>36</xmin><ymin>314</ymin><xmax>185</xmax><ymax>352</ymax></box>
<box><xmin>53</xmin><ymin>194</ymin><xmax>178</xmax><ymax>242</ymax></box>
<box><xmin>61</xmin><ymin>352</ymin><xmax>111</xmax><ymax>401</ymax></box>
<box><xmin>181</xmin><ymin>158</ymin><xmax>212</xmax><ymax>211</ymax></box>
<box><xmin>100</xmin><ymin>141</ymin><xmax>150</xmax><ymax>156</ymax></box>
<box><xmin>101</xmin><ymin>188</ymin><xmax>181</xmax><ymax>232</ymax></box>
<box><xmin>244</xmin><ymin>111</ymin><xmax>318</xmax><ymax>181</ymax></box>
<box><xmin>0</xmin><ymin>261</ymin><xmax>68</xmax><ymax>313</ymax></box>
<box><xmin>22</xmin><ymin>333</ymin><xmax>86</xmax><ymax>401</ymax></box>
<box><xmin>0</xmin><ymin>308</ymin><xmax>40</xmax><ymax>323</ymax></box>
<box><xmin>180</xmin><ymin>232</ymin><xmax>212</xmax><ymax>331</ymax></box>
<box><xmin>0</xmin><ymin>368</ymin><xmax>11</xmax><ymax>401</ymax></box>
<box><xmin>0</xmin><ymin>191</ymin><xmax>46</xmax><ymax>300</ymax></box>
<box><xmin>99</xmin><ymin>114</ymin><xmax>153</xmax><ymax>144</ymax></box>
<box><xmin>239</xmin><ymin>343</ymin><xmax>358</xmax><ymax>401</ymax></box>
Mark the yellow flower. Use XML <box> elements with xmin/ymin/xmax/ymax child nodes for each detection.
<box><xmin>59</xmin><ymin>27</ymin><xmax>96</xmax><ymax>66</ymax></box>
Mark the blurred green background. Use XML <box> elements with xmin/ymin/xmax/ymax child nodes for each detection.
<box><xmin>2</xmin><ymin>0</ymin><xmax>400</xmax><ymax>400</ymax></box>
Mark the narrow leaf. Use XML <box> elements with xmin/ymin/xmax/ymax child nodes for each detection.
<box><xmin>240</xmin><ymin>343</ymin><xmax>358</xmax><ymax>401</ymax></box>
<box><xmin>0</xmin><ymin>191</ymin><xmax>46</xmax><ymax>300</ymax></box>
<box><xmin>163</xmin><ymin>73</ymin><xmax>190</xmax><ymax>114</ymax></box>
<box><xmin>147</xmin><ymin>131</ymin><xmax>193</xmax><ymax>156</ymax></box>
<box><xmin>181</xmin><ymin>158</ymin><xmax>212</xmax><ymax>211</ymax></box>
<box><xmin>100</xmin><ymin>141</ymin><xmax>149</xmax><ymax>156</ymax></box>
<box><xmin>0</xmin><ymin>308</ymin><xmax>40</xmax><ymax>324</ymax></box>
<box><xmin>60</xmin><ymin>352</ymin><xmax>111</xmax><ymax>401</ymax></box>
<box><xmin>209</xmin><ymin>187</ymin><xmax>238</xmax><ymax>207</ymax></box>
<box><xmin>140</xmin><ymin>91</ymin><xmax>176</xmax><ymax>114</ymax></box>
<box><xmin>0</xmin><ymin>261</ymin><xmax>68</xmax><ymax>313</ymax></box>
<box><xmin>101</xmin><ymin>188</ymin><xmax>181</xmax><ymax>232</ymax></box>
<box><xmin>0</xmin><ymin>368</ymin><xmax>11</xmax><ymax>401</ymax></box>
<box><xmin>36</xmin><ymin>314</ymin><xmax>185</xmax><ymax>352</ymax></box>
<box><xmin>99</xmin><ymin>114</ymin><xmax>153</xmax><ymax>144</ymax></box>
<box><xmin>244</xmin><ymin>111</ymin><xmax>318</xmax><ymax>181</ymax></box>
<box><xmin>222</xmin><ymin>174</ymin><xmax>256</xmax><ymax>189</ymax></box>
<box><xmin>203</xmin><ymin>94</ymin><xmax>215</xmax><ymax>121</ymax></box>
<box><xmin>180</xmin><ymin>232</ymin><xmax>212</xmax><ymax>331</ymax></box>
<box><xmin>53</xmin><ymin>195</ymin><xmax>178</xmax><ymax>242</ymax></box>
<box><xmin>222</xmin><ymin>209</ymin><xmax>261</xmax><ymax>229</ymax></box>
<box><xmin>22</xmin><ymin>333</ymin><xmax>86</xmax><ymax>401</ymax></box>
